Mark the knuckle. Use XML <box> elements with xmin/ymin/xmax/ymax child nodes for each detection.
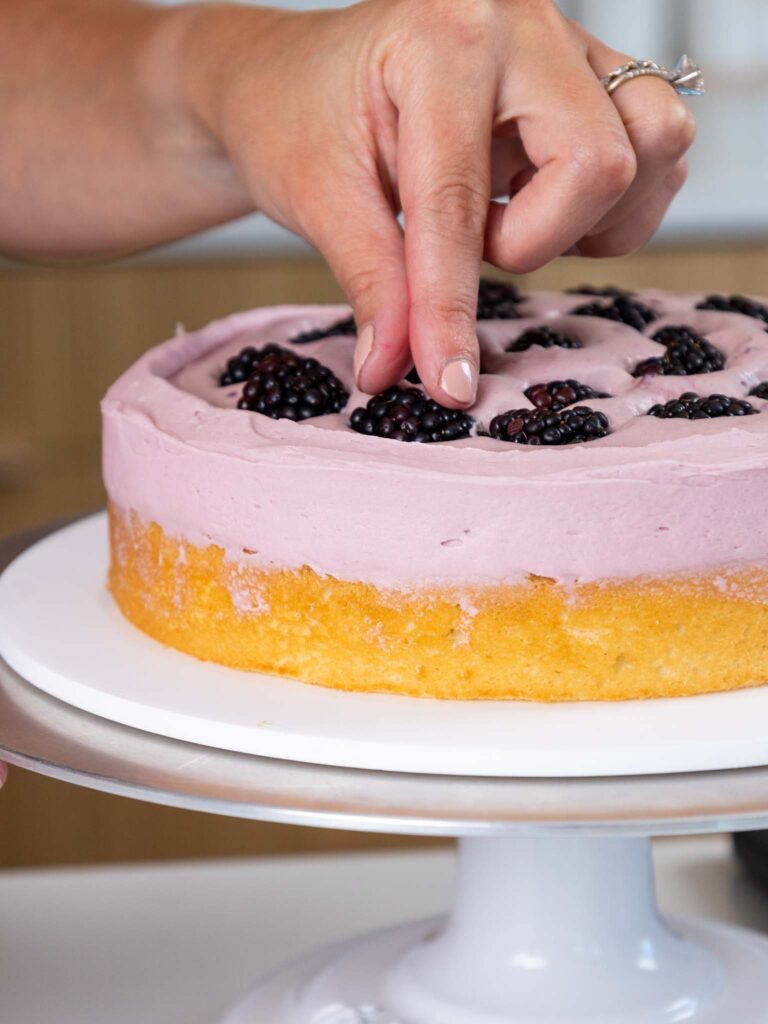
<box><xmin>568</xmin><ymin>139</ymin><xmax>637</xmax><ymax>198</ymax></box>
<box><xmin>441</xmin><ymin>0</ymin><xmax>496</xmax><ymax>44</ymax></box>
<box><xmin>340</xmin><ymin>259</ymin><xmax>395</xmax><ymax>307</ymax></box>
<box><xmin>402</xmin><ymin>0</ymin><xmax>496</xmax><ymax>46</ymax></box>
<box><xmin>642</xmin><ymin>104</ymin><xmax>697</xmax><ymax>163</ymax></box>
<box><xmin>411</xmin><ymin>175</ymin><xmax>489</xmax><ymax>244</ymax></box>
<box><xmin>415</xmin><ymin>295</ymin><xmax>478</xmax><ymax>335</ymax></box>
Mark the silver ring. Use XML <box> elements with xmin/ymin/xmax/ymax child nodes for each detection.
<box><xmin>601</xmin><ymin>55</ymin><xmax>705</xmax><ymax>97</ymax></box>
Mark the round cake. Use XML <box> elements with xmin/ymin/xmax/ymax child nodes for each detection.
<box><xmin>102</xmin><ymin>283</ymin><xmax>768</xmax><ymax>701</ymax></box>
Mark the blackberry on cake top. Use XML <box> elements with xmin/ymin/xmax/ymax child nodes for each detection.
<box><xmin>350</xmin><ymin>386</ymin><xmax>474</xmax><ymax>443</ymax></box>
<box><xmin>507</xmin><ymin>326</ymin><xmax>582</xmax><ymax>352</ymax></box>
<box><xmin>696</xmin><ymin>294</ymin><xmax>768</xmax><ymax>324</ymax></box>
<box><xmin>573</xmin><ymin>295</ymin><xmax>658</xmax><ymax>330</ymax></box>
<box><xmin>488</xmin><ymin>405</ymin><xmax>609</xmax><ymax>445</ymax></box>
<box><xmin>648</xmin><ymin>393</ymin><xmax>757</xmax><ymax>420</ymax></box>
<box><xmin>524</xmin><ymin>380</ymin><xmax>609</xmax><ymax>411</ymax></box>
<box><xmin>221</xmin><ymin>343</ymin><xmax>348</xmax><ymax>421</ymax></box>
<box><xmin>633</xmin><ymin>326</ymin><xmax>726</xmax><ymax>377</ymax></box>
<box><xmin>288</xmin><ymin>315</ymin><xmax>357</xmax><ymax>345</ymax></box>
<box><xmin>477</xmin><ymin>278</ymin><xmax>522</xmax><ymax>320</ymax></box>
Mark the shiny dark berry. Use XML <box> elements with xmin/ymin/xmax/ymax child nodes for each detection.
<box><xmin>488</xmin><ymin>405</ymin><xmax>609</xmax><ymax>445</ymax></box>
<box><xmin>507</xmin><ymin>326</ymin><xmax>582</xmax><ymax>352</ymax></box>
<box><xmin>221</xmin><ymin>344</ymin><xmax>348</xmax><ymax>420</ymax></box>
<box><xmin>750</xmin><ymin>382</ymin><xmax>768</xmax><ymax>400</ymax></box>
<box><xmin>573</xmin><ymin>296</ymin><xmax>658</xmax><ymax>331</ymax></box>
<box><xmin>288</xmin><ymin>315</ymin><xmax>357</xmax><ymax>345</ymax></box>
<box><xmin>565</xmin><ymin>285</ymin><xmax>634</xmax><ymax>298</ymax></box>
<box><xmin>695</xmin><ymin>294</ymin><xmax>768</xmax><ymax>325</ymax></box>
<box><xmin>477</xmin><ymin>278</ymin><xmax>522</xmax><ymax>320</ymax></box>
<box><xmin>633</xmin><ymin>326</ymin><xmax>726</xmax><ymax>377</ymax></box>
<box><xmin>350</xmin><ymin>386</ymin><xmax>474</xmax><ymax>443</ymax></box>
<box><xmin>648</xmin><ymin>392</ymin><xmax>757</xmax><ymax>420</ymax></box>
<box><xmin>524</xmin><ymin>379</ymin><xmax>609</xmax><ymax>411</ymax></box>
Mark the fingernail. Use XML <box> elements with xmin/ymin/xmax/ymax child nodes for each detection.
<box><xmin>354</xmin><ymin>322</ymin><xmax>375</xmax><ymax>387</ymax></box>
<box><xmin>440</xmin><ymin>357</ymin><xmax>477</xmax><ymax>406</ymax></box>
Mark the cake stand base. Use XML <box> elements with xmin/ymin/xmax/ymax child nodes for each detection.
<box><xmin>221</xmin><ymin>836</ymin><xmax>768</xmax><ymax>1024</ymax></box>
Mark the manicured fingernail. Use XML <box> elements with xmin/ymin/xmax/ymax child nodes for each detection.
<box><xmin>440</xmin><ymin>357</ymin><xmax>477</xmax><ymax>406</ymax></box>
<box><xmin>354</xmin><ymin>322</ymin><xmax>375</xmax><ymax>387</ymax></box>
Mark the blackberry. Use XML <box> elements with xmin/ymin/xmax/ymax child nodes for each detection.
<box><xmin>349</xmin><ymin>386</ymin><xmax>474</xmax><ymax>443</ymax></box>
<box><xmin>524</xmin><ymin>379</ymin><xmax>609</xmax><ymax>411</ymax></box>
<box><xmin>750</xmin><ymin>382</ymin><xmax>768</xmax><ymax>400</ymax></box>
<box><xmin>288</xmin><ymin>315</ymin><xmax>357</xmax><ymax>345</ymax></box>
<box><xmin>507</xmin><ymin>326</ymin><xmax>582</xmax><ymax>352</ymax></box>
<box><xmin>222</xmin><ymin>344</ymin><xmax>348</xmax><ymax>420</ymax></box>
<box><xmin>565</xmin><ymin>285</ymin><xmax>634</xmax><ymax>298</ymax></box>
<box><xmin>573</xmin><ymin>296</ymin><xmax>658</xmax><ymax>331</ymax></box>
<box><xmin>477</xmin><ymin>278</ymin><xmax>522</xmax><ymax>320</ymax></box>
<box><xmin>648</xmin><ymin>393</ymin><xmax>757</xmax><ymax>420</ymax></box>
<box><xmin>488</xmin><ymin>406</ymin><xmax>609</xmax><ymax>445</ymax></box>
<box><xmin>695</xmin><ymin>294</ymin><xmax>768</xmax><ymax>325</ymax></box>
<box><xmin>633</xmin><ymin>326</ymin><xmax>726</xmax><ymax>377</ymax></box>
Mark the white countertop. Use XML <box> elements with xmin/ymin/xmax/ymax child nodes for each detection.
<box><xmin>1</xmin><ymin>837</ymin><xmax>768</xmax><ymax>1024</ymax></box>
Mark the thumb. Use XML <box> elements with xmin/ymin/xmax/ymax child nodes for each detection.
<box><xmin>312</xmin><ymin>192</ymin><xmax>411</xmax><ymax>395</ymax></box>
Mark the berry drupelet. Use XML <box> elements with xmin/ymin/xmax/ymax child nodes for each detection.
<box><xmin>287</xmin><ymin>315</ymin><xmax>357</xmax><ymax>345</ymax></box>
<box><xmin>477</xmin><ymin>278</ymin><xmax>522</xmax><ymax>320</ymax></box>
<box><xmin>696</xmin><ymin>294</ymin><xmax>768</xmax><ymax>325</ymax></box>
<box><xmin>524</xmin><ymin>380</ymin><xmax>609</xmax><ymax>411</ymax></box>
<box><xmin>350</xmin><ymin>386</ymin><xmax>474</xmax><ymax>443</ymax></box>
<box><xmin>221</xmin><ymin>344</ymin><xmax>349</xmax><ymax>421</ymax></box>
<box><xmin>648</xmin><ymin>393</ymin><xmax>757</xmax><ymax>420</ymax></box>
<box><xmin>488</xmin><ymin>406</ymin><xmax>610</xmax><ymax>445</ymax></box>
<box><xmin>633</xmin><ymin>326</ymin><xmax>726</xmax><ymax>377</ymax></box>
<box><xmin>573</xmin><ymin>296</ymin><xmax>658</xmax><ymax>331</ymax></box>
<box><xmin>506</xmin><ymin>326</ymin><xmax>582</xmax><ymax>352</ymax></box>
<box><xmin>750</xmin><ymin>382</ymin><xmax>768</xmax><ymax>400</ymax></box>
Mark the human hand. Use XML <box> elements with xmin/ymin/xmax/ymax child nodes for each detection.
<box><xmin>182</xmin><ymin>0</ymin><xmax>696</xmax><ymax>406</ymax></box>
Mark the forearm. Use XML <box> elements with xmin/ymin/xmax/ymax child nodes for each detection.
<box><xmin>0</xmin><ymin>0</ymin><xmax>263</xmax><ymax>260</ymax></box>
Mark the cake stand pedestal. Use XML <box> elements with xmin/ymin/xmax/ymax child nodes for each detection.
<box><xmin>224</xmin><ymin>835</ymin><xmax>768</xmax><ymax>1024</ymax></box>
<box><xmin>3</xmin><ymin>525</ymin><xmax>768</xmax><ymax>1022</ymax></box>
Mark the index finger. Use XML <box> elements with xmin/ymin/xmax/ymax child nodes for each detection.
<box><xmin>394</xmin><ymin>52</ymin><xmax>496</xmax><ymax>407</ymax></box>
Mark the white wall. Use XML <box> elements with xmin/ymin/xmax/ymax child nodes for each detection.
<box><xmin>151</xmin><ymin>0</ymin><xmax>767</xmax><ymax>258</ymax></box>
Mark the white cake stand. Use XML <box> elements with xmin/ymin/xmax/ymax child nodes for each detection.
<box><xmin>3</xmin><ymin>521</ymin><xmax>768</xmax><ymax>1023</ymax></box>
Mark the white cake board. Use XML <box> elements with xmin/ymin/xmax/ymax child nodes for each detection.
<box><xmin>1</xmin><ymin>513</ymin><xmax>768</xmax><ymax>779</ymax></box>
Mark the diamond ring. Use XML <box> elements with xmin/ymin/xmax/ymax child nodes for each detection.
<box><xmin>601</xmin><ymin>55</ymin><xmax>705</xmax><ymax>97</ymax></box>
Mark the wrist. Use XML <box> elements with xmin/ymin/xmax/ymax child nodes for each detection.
<box><xmin>133</xmin><ymin>2</ymin><xmax>269</xmax><ymax>212</ymax></box>
<box><xmin>165</xmin><ymin>4</ymin><xmax>290</xmax><ymax>152</ymax></box>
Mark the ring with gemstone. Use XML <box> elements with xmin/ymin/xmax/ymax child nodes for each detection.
<box><xmin>600</xmin><ymin>55</ymin><xmax>705</xmax><ymax>97</ymax></box>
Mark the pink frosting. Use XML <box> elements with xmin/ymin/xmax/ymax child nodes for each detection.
<box><xmin>102</xmin><ymin>290</ymin><xmax>768</xmax><ymax>587</ymax></box>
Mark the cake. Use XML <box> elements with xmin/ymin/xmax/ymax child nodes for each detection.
<box><xmin>102</xmin><ymin>283</ymin><xmax>768</xmax><ymax>701</ymax></box>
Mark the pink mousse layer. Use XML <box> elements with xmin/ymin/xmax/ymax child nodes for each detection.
<box><xmin>102</xmin><ymin>290</ymin><xmax>768</xmax><ymax>588</ymax></box>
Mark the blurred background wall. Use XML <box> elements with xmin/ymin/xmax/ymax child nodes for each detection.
<box><xmin>2</xmin><ymin>0</ymin><xmax>767</xmax><ymax>868</ymax></box>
